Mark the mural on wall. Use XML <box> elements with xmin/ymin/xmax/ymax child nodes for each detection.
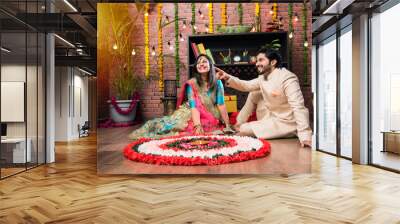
<box><xmin>97</xmin><ymin>2</ymin><xmax>312</xmax><ymax>175</ymax></box>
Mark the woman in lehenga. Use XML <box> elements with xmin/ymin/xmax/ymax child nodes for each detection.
<box><xmin>129</xmin><ymin>54</ymin><xmax>235</xmax><ymax>140</ymax></box>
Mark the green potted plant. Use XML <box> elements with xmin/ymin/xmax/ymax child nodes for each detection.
<box><xmin>215</xmin><ymin>24</ymin><xmax>253</xmax><ymax>34</ymax></box>
<box><xmin>263</xmin><ymin>39</ymin><xmax>281</xmax><ymax>51</ymax></box>
<box><xmin>108</xmin><ymin>64</ymin><xmax>144</xmax><ymax>123</ymax></box>
<box><xmin>219</xmin><ymin>49</ymin><xmax>232</xmax><ymax>64</ymax></box>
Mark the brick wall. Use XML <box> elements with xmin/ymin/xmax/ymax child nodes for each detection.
<box><xmin>98</xmin><ymin>3</ymin><xmax>313</xmax><ymax>123</ymax></box>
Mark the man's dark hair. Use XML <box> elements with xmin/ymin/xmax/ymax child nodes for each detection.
<box><xmin>257</xmin><ymin>47</ymin><xmax>282</xmax><ymax>68</ymax></box>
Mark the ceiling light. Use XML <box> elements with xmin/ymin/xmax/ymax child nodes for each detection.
<box><xmin>322</xmin><ymin>0</ymin><xmax>355</xmax><ymax>15</ymax></box>
<box><xmin>63</xmin><ymin>0</ymin><xmax>78</xmax><ymax>12</ymax></box>
<box><xmin>1</xmin><ymin>47</ymin><xmax>11</xmax><ymax>53</ymax></box>
<box><xmin>54</xmin><ymin>34</ymin><xmax>75</xmax><ymax>48</ymax></box>
<box><xmin>78</xmin><ymin>67</ymin><xmax>93</xmax><ymax>76</ymax></box>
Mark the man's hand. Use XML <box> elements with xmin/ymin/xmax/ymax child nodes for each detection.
<box><xmin>215</xmin><ymin>67</ymin><xmax>230</xmax><ymax>80</ymax></box>
<box><xmin>300</xmin><ymin>140</ymin><xmax>312</xmax><ymax>148</ymax></box>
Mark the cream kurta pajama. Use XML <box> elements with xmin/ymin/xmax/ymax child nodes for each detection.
<box><xmin>226</xmin><ymin>68</ymin><xmax>312</xmax><ymax>142</ymax></box>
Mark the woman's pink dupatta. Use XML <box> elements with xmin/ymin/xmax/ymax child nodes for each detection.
<box><xmin>176</xmin><ymin>81</ymin><xmax>223</xmax><ymax>133</ymax></box>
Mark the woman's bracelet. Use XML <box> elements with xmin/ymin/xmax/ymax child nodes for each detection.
<box><xmin>194</xmin><ymin>124</ymin><xmax>202</xmax><ymax>129</ymax></box>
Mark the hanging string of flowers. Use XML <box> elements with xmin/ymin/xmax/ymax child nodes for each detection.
<box><xmin>157</xmin><ymin>3</ymin><xmax>164</xmax><ymax>91</ymax></box>
<box><xmin>191</xmin><ymin>3</ymin><xmax>196</xmax><ymax>34</ymax></box>
<box><xmin>272</xmin><ymin>3</ymin><xmax>278</xmax><ymax>21</ymax></box>
<box><xmin>288</xmin><ymin>3</ymin><xmax>294</xmax><ymax>70</ymax></box>
<box><xmin>238</xmin><ymin>3</ymin><xmax>243</xmax><ymax>25</ymax></box>
<box><xmin>255</xmin><ymin>3</ymin><xmax>260</xmax><ymax>32</ymax></box>
<box><xmin>221</xmin><ymin>3</ymin><xmax>227</xmax><ymax>27</ymax></box>
<box><xmin>174</xmin><ymin>3</ymin><xmax>180</xmax><ymax>86</ymax></box>
<box><xmin>302</xmin><ymin>1</ymin><xmax>309</xmax><ymax>85</ymax></box>
<box><xmin>144</xmin><ymin>3</ymin><xmax>150</xmax><ymax>80</ymax></box>
<box><xmin>208</xmin><ymin>3</ymin><xmax>213</xmax><ymax>33</ymax></box>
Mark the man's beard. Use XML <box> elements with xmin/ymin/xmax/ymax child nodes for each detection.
<box><xmin>257</xmin><ymin>63</ymin><xmax>273</xmax><ymax>79</ymax></box>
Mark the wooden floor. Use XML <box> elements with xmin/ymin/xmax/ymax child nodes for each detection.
<box><xmin>372</xmin><ymin>150</ymin><xmax>400</xmax><ymax>171</ymax></box>
<box><xmin>1</xmin><ymin>167</ymin><xmax>26</xmax><ymax>178</ymax></box>
<box><xmin>97</xmin><ymin>126</ymin><xmax>311</xmax><ymax>174</ymax></box>
<box><xmin>1</xmin><ymin>135</ymin><xmax>400</xmax><ymax>223</ymax></box>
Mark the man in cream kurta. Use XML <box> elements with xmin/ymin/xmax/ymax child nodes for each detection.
<box><xmin>216</xmin><ymin>49</ymin><xmax>312</xmax><ymax>147</ymax></box>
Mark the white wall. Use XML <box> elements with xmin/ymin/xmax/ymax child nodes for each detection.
<box><xmin>1</xmin><ymin>65</ymin><xmax>40</xmax><ymax>138</ymax></box>
<box><xmin>73</xmin><ymin>73</ymin><xmax>89</xmax><ymax>138</ymax></box>
<box><xmin>55</xmin><ymin>66</ymin><xmax>70</xmax><ymax>141</ymax></box>
<box><xmin>1</xmin><ymin>63</ymin><xmax>46</xmax><ymax>164</ymax></box>
<box><xmin>55</xmin><ymin>67</ymin><xmax>89</xmax><ymax>141</ymax></box>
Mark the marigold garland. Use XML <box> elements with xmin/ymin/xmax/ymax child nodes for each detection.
<box><xmin>221</xmin><ymin>3</ymin><xmax>227</xmax><ymax>27</ymax></box>
<box><xmin>272</xmin><ymin>3</ymin><xmax>278</xmax><ymax>21</ymax></box>
<box><xmin>157</xmin><ymin>3</ymin><xmax>164</xmax><ymax>91</ymax></box>
<box><xmin>208</xmin><ymin>3</ymin><xmax>213</xmax><ymax>33</ymax></box>
<box><xmin>110</xmin><ymin>93</ymin><xmax>140</xmax><ymax>115</ymax></box>
<box><xmin>255</xmin><ymin>3</ymin><xmax>260</xmax><ymax>32</ymax></box>
<box><xmin>144</xmin><ymin>3</ymin><xmax>150</xmax><ymax>80</ymax></box>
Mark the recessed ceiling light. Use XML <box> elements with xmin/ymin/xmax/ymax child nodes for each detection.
<box><xmin>63</xmin><ymin>0</ymin><xmax>78</xmax><ymax>12</ymax></box>
<box><xmin>1</xmin><ymin>47</ymin><xmax>11</xmax><ymax>53</ymax></box>
<box><xmin>54</xmin><ymin>34</ymin><xmax>75</xmax><ymax>48</ymax></box>
<box><xmin>78</xmin><ymin>67</ymin><xmax>93</xmax><ymax>76</ymax></box>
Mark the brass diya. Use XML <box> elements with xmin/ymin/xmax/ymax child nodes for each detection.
<box><xmin>190</xmin><ymin>140</ymin><xmax>210</xmax><ymax>146</ymax></box>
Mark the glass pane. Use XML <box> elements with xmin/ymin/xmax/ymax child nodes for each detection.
<box><xmin>317</xmin><ymin>35</ymin><xmax>337</xmax><ymax>154</ymax></box>
<box><xmin>1</xmin><ymin>30</ymin><xmax>28</xmax><ymax>177</ymax></box>
<box><xmin>27</xmin><ymin>31</ymin><xmax>38</xmax><ymax>169</ymax></box>
<box><xmin>371</xmin><ymin>3</ymin><xmax>400</xmax><ymax>171</ymax></box>
<box><xmin>339</xmin><ymin>27</ymin><xmax>352</xmax><ymax>158</ymax></box>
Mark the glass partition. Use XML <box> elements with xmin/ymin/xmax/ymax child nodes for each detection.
<box><xmin>0</xmin><ymin>1</ymin><xmax>46</xmax><ymax>179</ymax></box>
<box><xmin>370</xmin><ymin>3</ymin><xmax>400</xmax><ymax>171</ymax></box>
<box><xmin>317</xmin><ymin>34</ymin><xmax>337</xmax><ymax>155</ymax></box>
<box><xmin>339</xmin><ymin>26</ymin><xmax>352</xmax><ymax>158</ymax></box>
